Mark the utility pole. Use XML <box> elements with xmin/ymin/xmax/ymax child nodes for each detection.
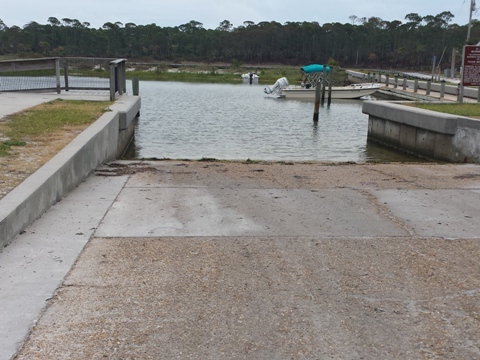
<box><xmin>467</xmin><ymin>0</ymin><xmax>476</xmax><ymax>43</ymax></box>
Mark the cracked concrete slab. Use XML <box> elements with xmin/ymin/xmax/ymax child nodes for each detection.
<box><xmin>95</xmin><ymin>187</ymin><xmax>406</xmax><ymax>237</ymax></box>
<box><xmin>375</xmin><ymin>189</ymin><xmax>480</xmax><ymax>238</ymax></box>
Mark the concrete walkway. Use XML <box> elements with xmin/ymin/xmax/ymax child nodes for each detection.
<box><xmin>2</xmin><ymin>160</ymin><xmax>480</xmax><ymax>359</ymax></box>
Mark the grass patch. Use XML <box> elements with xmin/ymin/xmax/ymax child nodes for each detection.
<box><xmin>406</xmin><ymin>102</ymin><xmax>480</xmax><ymax>119</ymax></box>
<box><xmin>1</xmin><ymin>99</ymin><xmax>111</xmax><ymax>140</ymax></box>
<box><xmin>3</xmin><ymin>139</ymin><xmax>26</xmax><ymax>146</ymax></box>
<box><xmin>0</xmin><ymin>140</ymin><xmax>26</xmax><ymax>157</ymax></box>
<box><xmin>0</xmin><ymin>143</ymin><xmax>11</xmax><ymax>156</ymax></box>
<box><xmin>0</xmin><ymin>99</ymin><xmax>111</xmax><ymax>156</ymax></box>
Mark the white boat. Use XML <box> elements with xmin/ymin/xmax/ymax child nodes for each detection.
<box><xmin>241</xmin><ymin>72</ymin><xmax>259</xmax><ymax>79</ymax></box>
<box><xmin>281</xmin><ymin>83</ymin><xmax>381</xmax><ymax>99</ymax></box>
<box><xmin>264</xmin><ymin>64</ymin><xmax>381</xmax><ymax>100</ymax></box>
<box><xmin>242</xmin><ymin>72</ymin><xmax>259</xmax><ymax>84</ymax></box>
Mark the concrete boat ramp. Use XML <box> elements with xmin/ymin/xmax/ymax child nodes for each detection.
<box><xmin>2</xmin><ymin>159</ymin><xmax>480</xmax><ymax>359</ymax></box>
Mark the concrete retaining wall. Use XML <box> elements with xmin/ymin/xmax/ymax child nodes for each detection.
<box><xmin>0</xmin><ymin>96</ymin><xmax>141</xmax><ymax>248</ymax></box>
<box><xmin>363</xmin><ymin>101</ymin><xmax>480</xmax><ymax>163</ymax></box>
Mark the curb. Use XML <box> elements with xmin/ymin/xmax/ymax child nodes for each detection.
<box><xmin>0</xmin><ymin>96</ymin><xmax>141</xmax><ymax>249</ymax></box>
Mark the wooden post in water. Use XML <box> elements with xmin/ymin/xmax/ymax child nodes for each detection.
<box><xmin>132</xmin><ymin>76</ymin><xmax>139</xmax><ymax>95</ymax></box>
<box><xmin>327</xmin><ymin>67</ymin><xmax>333</xmax><ymax>106</ymax></box>
<box><xmin>321</xmin><ymin>66</ymin><xmax>327</xmax><ymax>106</ymax></box>
<box><xmin>313</xmin><ymin>80</ymin><xmax>321</xmax><ymax>123</ymax></box>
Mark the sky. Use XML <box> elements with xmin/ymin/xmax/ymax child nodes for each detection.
<box><xmin>1</xmin><ymin>0</ymin><xmax>478</xmax><ymax>29</ymax></box>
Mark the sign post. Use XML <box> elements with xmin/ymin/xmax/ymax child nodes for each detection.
<box><xmin>461</xmin><ymin>45</ymin><xmax>480</xmax><ymax>103</ymax></box>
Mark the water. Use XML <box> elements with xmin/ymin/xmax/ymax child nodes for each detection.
<box><xmin>131</xmin><ymin>81</ymin><xmax>422</xmax><ymax>162</ymax></box>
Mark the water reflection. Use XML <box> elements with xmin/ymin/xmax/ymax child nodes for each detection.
<box><xmin>129</xmin><ymin>81</ymin><xmax>425</xmax><ymax>162</ymax></box>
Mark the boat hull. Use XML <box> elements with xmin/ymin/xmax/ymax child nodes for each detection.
<box><xmin>281</xmin><ymin>85</ymin><xmax>380</xmax><ymax>100</ymax></box>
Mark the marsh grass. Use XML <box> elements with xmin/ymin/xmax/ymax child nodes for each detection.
<box><xmin>407</xmin><ymin>102</ymin><xmax>480</xmax><ymax>119</ymax></box>
<box><xmin>66</xmin><ymin>65</ymin><xmax>343</xmax><ymax>84</ymax></box>
<box><xmin>124</xmin><ymin>66</ymin><xmax>346</xmax><ymax>85</ymax></box>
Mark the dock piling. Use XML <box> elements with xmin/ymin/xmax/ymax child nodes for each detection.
<box><xmin>313</xmin><ymin>80</ymin><xmax>321</xmax><ymax>123</ymax></box>
<box><xmin>321</xmin><ymin>67</ymin><xmax>326</xmax><ymax>105</ymax></box>
<box><xmin>327</xmin><ymin>67</ymin><xmax>333</xmax><ymax>106</ymax></box>
<box><xmin>132</xmin><ymin>76</ymin><xmax>139</xmax><ymax>96</ymax></box>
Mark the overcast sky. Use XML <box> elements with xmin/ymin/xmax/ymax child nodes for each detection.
<box><xmin>2</xmin><ymin>0</ymin><xmax>477</xmax><ymax>29</ymax></box>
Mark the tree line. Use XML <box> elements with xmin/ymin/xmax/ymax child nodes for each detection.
<box><xmin>0</xmin><ymin>12</ymin><xmax>479</xmax><ymax>69</ymax></box>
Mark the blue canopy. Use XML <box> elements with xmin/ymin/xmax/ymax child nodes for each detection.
<box><xmin>301</xmin><ymin>64</ymin><xmax>330</xmax><ymax>73</ymax></box>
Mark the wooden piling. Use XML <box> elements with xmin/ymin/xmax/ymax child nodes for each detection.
<box><xmin>321</xmin><ymin>67</ymin><xmax>327</xmax><ymax>105</ymax></box>
<box><xmin>132</xmin><ymin>76</ymin><xmax>139</xmax><ymax>96</ymax></box>
<box><xmin>327</xmin><ymin>67</ymin><xmax>333</xmax><ymax>106</ymax></box>
<box><xmin>313</xmin><ymin>81</ymin><xmax>321</xmax><ymax>123</ymax></box>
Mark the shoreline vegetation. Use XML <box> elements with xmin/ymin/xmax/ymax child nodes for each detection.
<box><xmin>123</xmin><ymin>64</ymin><xmax>347</xmax><ymax>85</ymax></box>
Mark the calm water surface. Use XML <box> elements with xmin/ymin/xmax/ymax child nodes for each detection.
<box><xmin>131</xmin><ymin>81</ymin><xmax>421</xmax><ymax>162</ymax></box>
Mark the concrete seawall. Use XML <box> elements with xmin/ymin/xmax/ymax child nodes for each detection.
<box><xmin>363</xmin><ymin>101</ymin><xmax>480</xmax><ymax>162</ymax></box>
<box><xmin>0</xmin><ymin>95</ymin><xmax>141</xmax><ymax>248</ymax></box>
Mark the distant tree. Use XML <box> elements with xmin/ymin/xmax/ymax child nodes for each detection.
<box><xmin>62</xmin><ymin>18</ymin><xmax>73</xmax><ymax>27</ymax></box>
<box><xmin>405</xmin><ymin>13</ymin><xmax>423</xmax><ymax>28</ymax></box>
<box><xmin>179</xmin><ymin>20</ymin><xmax>203</xmax><ymax>33</ymax></box>
<box><xmin>38</xmin><ymin>40</ymin><xmax>50</xmax><ymax>54</ymax></box>
<box><xmin>217</xmin><ymin>20</ymin><xmax>233</xmax><ymax>32</ymax></box>
<box><xmin>48</xmin><ymin>17</ymin><xmax>60</xmax><ymax>27</ymax></box>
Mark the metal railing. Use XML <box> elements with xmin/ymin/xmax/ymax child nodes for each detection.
<box><xmin>0</xmin><ymin>57</ymin><xmax>127</xmax><ymax>100</ymax></box>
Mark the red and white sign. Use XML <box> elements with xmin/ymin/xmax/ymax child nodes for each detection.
<box><xmin>462</xmin><ymin>45</ymin><xmax>480</xmax><ymax>86</ymax></box>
